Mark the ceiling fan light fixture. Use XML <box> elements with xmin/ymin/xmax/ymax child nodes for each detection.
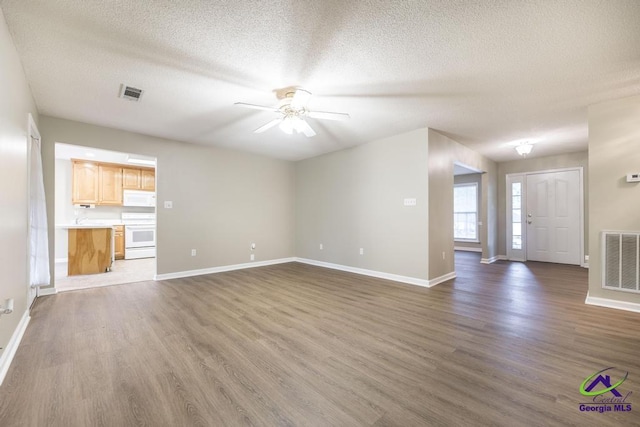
<box><xmin>515</xmin><ymin>142</ymin><xmax>533</xmax><ymax>157</ymax></box>
<box><xmin>279</xmin><ymin>117</ymin><xmax>294</xmax><ymax>134</ymax></box>
<box><xmin>236</xmin><ymin>87</ymin><xmax>349</xmax><ymax>138</ymax></box>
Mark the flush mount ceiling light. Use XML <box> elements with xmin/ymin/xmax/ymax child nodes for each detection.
<box><xmin>515</xmin><ymin>142</ymin><xmax>533</xmax><ymax>157</ymax></box>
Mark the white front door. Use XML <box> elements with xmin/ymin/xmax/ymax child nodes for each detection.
<box><xmin>525</xmin><ymin>170</ymin><xmax>581</xmax><ymax>265</ymax></box>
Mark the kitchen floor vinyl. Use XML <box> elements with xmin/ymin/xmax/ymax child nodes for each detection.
<box><xmin>54</xmin><ymin>257</ymin><xmax>155</xmax><ymax>292</ymax></box>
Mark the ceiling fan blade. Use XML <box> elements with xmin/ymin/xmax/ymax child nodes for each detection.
<box><xmin>235</xmin><ymin>102</ymin><xmax>280</xmax><ymax>113</ymax></box>
<box><xmin>254</xmin><ymin>118</ymin><xmax>282</xmax><ymax>133</ymax></box>
<box><xmin>298</xmin><ymin>120</ymin><xmax>316</xmax><ymax>137</ymax></box>
<box><xmin>307</xmin><ymin>110</ymin><xmax>350</xmax><ymax>121</ymax></box>
<box><xmin>291</xmin><ymin>89</ymin><xmax>312</xmax><ymax>110</ymax></box>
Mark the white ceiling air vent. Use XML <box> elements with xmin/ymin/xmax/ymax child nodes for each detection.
<box><xmin>119</xmin><ymin>84</ymin><xmax>144</xmax><ymax>102</ymax></box>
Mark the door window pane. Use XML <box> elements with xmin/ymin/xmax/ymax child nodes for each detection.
<box><xmin>511</xmin><ymin>182</ymin><xmax>522</xmax><ymax>250</ymax></box>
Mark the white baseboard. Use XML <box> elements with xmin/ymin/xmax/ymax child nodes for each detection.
<box><xmin>154</xmin><ymin>257</ymin><xmax>297</xmax><ymax>281</ymax></box>
<box><xmin>585</xmin><ymin>293</ymin><xmax>640</xmax><ymax>313</ymax></box>
<box><xmin>0</xmin><ymin>310</ymin><xmax>30</xmax><ymax>386</ymax></box>
<box><xmin>428</xmin><ymin>271</ymin><xmax>457</xmax><ymax>287</ymax></box>
<box><xmin>454</xmin><ymin>246</ymin><xmax>482</xmax><ymax>253</ymax></box>
<box><xmin>295</xmin><ymin>258</ymin><xmax>432</xmax><ymax>288</ymax></box>
<box><xmin>38</xmin><ymin>287</ymin><xmax>57</xmax><ymax>296</ymax></box>
<box><xmin>480</xmin><ymin>255</ymin><xmax>506</xmax><ymax>264</ymax></box>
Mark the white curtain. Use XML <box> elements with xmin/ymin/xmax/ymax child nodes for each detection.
<box><xmin>29</xmin><ymin>135</ymin><xmax>50</xmax><ymax>287</ymax></box>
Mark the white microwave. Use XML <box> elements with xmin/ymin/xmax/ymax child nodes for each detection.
<box><xmin>123</xmin><ymin>190</ymin><xmax>156</xmax><ymax>207</ymax></box>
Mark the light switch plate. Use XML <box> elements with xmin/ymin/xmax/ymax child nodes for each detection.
<box><xmin>164</xmin><ymin>201</ymin><xmax>173</xmax><ymax>209</ymax></box>
<box><xmin>403</xmin><ymin>198</ymin><xmax>417</xmax><ymax>206</ymax></box>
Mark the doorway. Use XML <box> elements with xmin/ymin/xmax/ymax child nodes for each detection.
<box><xmin>453</xmin><ymin>162</ymin><xmax>484</xmax><ymax>261</ymax></box>
<box><xmin>53</xmin><ymin>143</ymin><xmax>157</xmax><ymax>291</ymax></box>
<box><xmin>507</xmin><ymin>168</ymin><xmax>584</xmax><ymax>265</ymax></box>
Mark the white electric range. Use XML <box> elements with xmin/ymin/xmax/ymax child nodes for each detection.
<box><xmin>121</xmin><ymin>213</ymin><xmax>156</xmax><ymax>259</ymax></box>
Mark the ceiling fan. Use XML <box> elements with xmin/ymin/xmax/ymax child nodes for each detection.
<box><xmin>235</xmin><ymin>88</ymin><xmax>350</xmax><ymax>137</ymax></box>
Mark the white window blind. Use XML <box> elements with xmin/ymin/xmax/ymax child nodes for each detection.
<box><xmin>454</xmin><ymin>183</ymin><xmax>478</xmax><ymax>240</ymax></box>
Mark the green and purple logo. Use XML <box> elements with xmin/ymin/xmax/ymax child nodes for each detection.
<box><xmin>579</xmin><ymin>367</ymin><xmax>632</xmax><ymax>413</ymax></box>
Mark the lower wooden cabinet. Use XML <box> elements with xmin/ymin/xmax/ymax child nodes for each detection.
<box><xmin>68</xmin><ymin>228</ymin><xmax>113</xmax><ymax>275</ymax></box>
<box><xmin>114</xmin><ymin>225</ymin><xmax>125</xmax><ymax>260</ymax></box>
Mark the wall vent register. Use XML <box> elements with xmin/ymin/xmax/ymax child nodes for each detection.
<box><xmin>603</xmin><ymin>231</ymin><xmax>640</xmax><ymax>294</ymax></box>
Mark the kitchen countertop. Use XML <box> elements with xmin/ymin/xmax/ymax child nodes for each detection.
<box><xmin>55</xmin><ymin>224</ymin><xmax>119</xmax><ymax>229</ymax></box>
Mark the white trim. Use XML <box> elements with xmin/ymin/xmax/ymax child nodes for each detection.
<box><xmin>481</xmin><ymin>255</ymin><xmax>506</xmax><ymax>264</ymax></box>
<box><xmin>585</xmin><ymin>293</ymin><xmax>640</xmax><ymax>313</ymax></box>
<box><xmin>428</xmin><ymin>271</ymin><xmax>457</xmax><ymax>287</ymax></box>
<box><xmin>55</xmin><ymin>258</ymin><xmax>68</xmax><ymax>264</ymax></box>
<box><xmin>582</xmin><ymin>263</ymin><xmax>589</xmax><ymax>269</ymax></box>
<box><xmin>154</xmin><ymin>257</ymin><xmax>296</xmax><ymax>280</ymax></box>
<box><xmin>295</xmin><ymin>258</ymin><xmax>432</xmax><ymax>288</ymax></box>
<box><xmin>0</xmin><ymin>310</ymin><xmax>31</xmax><ymax>386</ymax></box>
<box><xmin>37</xmin><ymin>287</ymin><xmax>57</xmax><ymax>296</ymax></box>
<box><xmin>454</xmin><ymin>246</ymin><xmax>482</xmax><ymax>252</ymax></box>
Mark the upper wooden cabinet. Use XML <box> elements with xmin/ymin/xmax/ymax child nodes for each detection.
<box><xmin>72</xmin><ymin>159</ymin><xmax>154</xmax><ymax>206</ymax></box>
<box><xmin>123</xmin><ymin>167</ymin><xmax>155</xmax><ymax>191</ymax></box>
<box><xmin>72</xmin><ymin>160</ymin><xmax>99</xmax><ymax>204</ymax></box>
<box><xmin>141</xmin><ymin>169</ymin><xmax>155</xmax><ymax>191</ymax></box>
<box><xmin>98</xmin><ymin>165</ymin><xmax>123</xmax><ymax>205</ymax></box>
<box><xmin>122</xmin><ymin>168</ymin><xmax>142</xmax><ymax>190</ymax></box>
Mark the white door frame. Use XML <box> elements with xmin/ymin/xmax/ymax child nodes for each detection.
<box><xmin>506</xmin><ymin>167</ymin><xmax>585</xmax><ymax>267</ymax></box>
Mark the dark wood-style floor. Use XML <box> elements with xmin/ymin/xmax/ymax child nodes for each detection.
<box><xmin>1</xmin><ymin>252</ymin><xmax>639</xmax><ymax>426</ymax></box>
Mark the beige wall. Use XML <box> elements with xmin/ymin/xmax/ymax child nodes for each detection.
<box><xmin>40</xmin><ymin>116</ymin><xmax>296</xmax><ymax>280</ymax></box>
<box><xmin>0</xmin><ymin>9</ymin><xmax>39</xmax><ymax>358</ymax></box>
<box><xmin>588</xmin><ymin>94</ymin><xmax>640</xmax><ymax>303</ymax></box>
<box><xmin>454</xmin><ymin>173</ymin><xmax>482</xmax><ymax>251</ymax></box>
<box><xmin>295</xmin><ymin>128</ymin><xmax>429</xmax><ymax>280</ymax></box>
<box><xmin>428</xmin><ymin>129</ymin><xmax>498</xmax><ymax>280</ymax></box>
<box><xmin>497</xmin><ymin>151</ymin><xmax>588</xmax><ymax>257</ymax></box>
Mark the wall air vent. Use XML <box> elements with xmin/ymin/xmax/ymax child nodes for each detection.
<box><xmin>119</xmin><ymin>84</ymin><xmax>144</xmax><ymax>101</ymax></box>
<box><xmin>602</xmin><ymin>231</ymin><xmax>640</xmax><ymax>294</ymax></box>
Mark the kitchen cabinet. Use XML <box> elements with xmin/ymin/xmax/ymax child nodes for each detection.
<box><xmin>123</xmin><ymin>167</ymin><xmax>155</xmax><ymax>191</ymax></box>
<box><xmin>72</xmin><ymin>159</ymin><xmax>155</xmax><ymax>206</ymax></box>
<box><xmin>68</xmin><ymin>227</ymin><xmax>113</xmax><ymax>275</ymax></box>
<box><xmin>72</xmin><ymin>160</ymin><xmax>99</xmax><ymax>204</ymax></box>
<box><xmin>141</xmin><ymin>169</ymin><xmax>155</xmax><ymax>191</ymax></box>
<box><xmin>98</xmin><ymin>165</ymin><xmax>123</xmax><ymax>205</ymax></box>
<box><xmin>114</xmin><ymin>225</ymin><xmax>125</xmax><ymax>260</ymax></box>
<box><xmin>122</xmin><ymin>168</ymin><xmax>141</xmax><ymax>190</ymax></box>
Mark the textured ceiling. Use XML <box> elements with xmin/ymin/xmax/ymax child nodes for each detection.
<box><xmin>2</xmin><ymin>0</ymin><xmax>639</xmax><ymax>161</ymax></box>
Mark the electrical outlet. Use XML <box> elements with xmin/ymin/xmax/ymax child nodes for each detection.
<box><xmin>164</xmin><ymin>201</ymin><xmax>173</xmax><ymax>209</ymax></box>
<box><xmin>191</xmin><ymin>249</ymin><xmax>196</xmax><ymax>256</ymax></box>
<box><xmin>319</xmin><ymin>243</ymin><xmax>323</xmax><ymax>250</ymax></box>
<box><xmin>360</xmin><ymin>248</ymin><xmax>364</xmax><ymax>255</ymax></box>
<box><xmin>250</xmin><ymin>254</ymin><xmax>255</xmax><ymax>261</ymax></box>
<box><xmin>442</xmin><ymin>251</ymin><xmax>446</xmax><ymax>260</ymax></box>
